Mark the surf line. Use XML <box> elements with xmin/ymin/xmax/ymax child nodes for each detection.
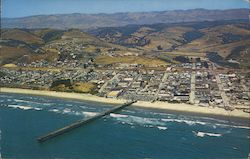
<box><xmin>37</xmin><ymin>100</ymin><xmax>136</xmax><ymax>143</ymax></box>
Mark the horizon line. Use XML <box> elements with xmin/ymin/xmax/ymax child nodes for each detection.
<box><xmin>2</xmin><ymin>8</ymin><xmax>249</xmax><ymax>19</ymax></box>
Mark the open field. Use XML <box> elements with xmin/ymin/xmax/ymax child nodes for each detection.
<box><xmin>162</xmin><ymin>51</ymin><xmax>206</xmax><ymax>57</ymax></box>
<box><xmin>95</xmin><ymin>55</ymin><xmax>169</xmax><ymax>66</ymax></box>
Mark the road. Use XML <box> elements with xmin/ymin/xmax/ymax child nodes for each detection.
<box><xmin>98</xmin><ymin>73</ymin><xmax>119</xmax><ymax>93</ymax></box>
<box><xmin>215</xmin><ymin>74</ymin><xmax>232</xmax><ymax>110</ymax></box>
<box><xmin>189</xmin><ymin>71</ymin><xmax>195</xmax><ymax>104</ymax></box>
<box><xmin>154</xmin><ymin>71</ymin><xmax>169</xmax><ymax>101</ymax></box>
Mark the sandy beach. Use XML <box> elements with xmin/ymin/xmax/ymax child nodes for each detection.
<box><xmin>1</xmin><ymin>87</ymin><xmax>249</xmax><ymax>119</ymax></box>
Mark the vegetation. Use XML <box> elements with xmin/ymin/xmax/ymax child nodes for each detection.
<box><xmin>72</xmin><ymin>82</ymin><xmax>97</xmax><ymax>93</ymax></box>
<box><xmin>207</xmin><ymin>52</ymin><xmax>239</xmax><ymax>68</ymax></box>
<box><xmin>0</xmin><ymin>71</ymin><xmax>7</xmax><ymax>77</ymax></box>
<box><xmin>51</xmin><ymin>79</ymin><xmax>72</xmax><ymax>89</ymax></box>
<box><xmin>95</xmin><ymin>55</ymin><xmax>168</xmax><ymax>66</ymax></box>
<box><xmin>174</xmin><ymin>56</ymin><xmax>190</xmax><ymax>63</ymax></box>
<box><xmin>2</xmin><ymin>29</ymin><xmax>44</xmax><ymax>45</ymax></box>
<box><xmin>50</xmin><ymin>79</ymin><xmax>97</xmax><ymax>94</ymax></box>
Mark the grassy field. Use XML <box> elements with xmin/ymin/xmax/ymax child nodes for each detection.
<box><xmin>2</xmin><ymin>29</ymin><xmax>44</xmax><ymax>45</ymax></box>
<box><xmin>142</xmin><ymin>26</ymin><xmax>193</xmax><ymax>51</ymax></box>
<box><xmin>162</xmin><ymin>51</ymin><xmax>206</xmax><ymax>57</ymax></box>
<box><xmin>0</xmin><ymin>46</ymin><xmax>33</xmax><ymax>65</ymax></box>
<box><xmin>51</xmin><ymin>82</ymin><xmax>96</xmax><ymax>93</ymax></box>
<box><xmin>72</xmin><ymin>82</ymin><xmax>96</xmax><ymax>93</ymax></box>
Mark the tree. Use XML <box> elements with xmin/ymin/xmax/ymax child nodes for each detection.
<box><xmin>157</xmin><ymin>45</ymin><xmax>163</xmax><ymax>50</ymax></box>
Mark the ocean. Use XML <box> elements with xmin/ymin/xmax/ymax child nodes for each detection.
<box><xmin>0</xmin><ymin>93</ymin><xmax>249</xmax><ymax>159</ymax></box>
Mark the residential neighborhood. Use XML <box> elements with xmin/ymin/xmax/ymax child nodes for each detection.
<box><xmin>1</xmin><ymin>59</ymin><xmax>249</xmax><ymax>113</ymax></box>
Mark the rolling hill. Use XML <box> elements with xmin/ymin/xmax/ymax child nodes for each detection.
<box><xmin>90</xmin><ymin>20</ymin><xmax>250</xmax><ymax>68</ymax></box>
<box><xmin>0</xmin><ymin>29</ymin><xmax>130</xmax><ymax>66</ymax></box>
<box><xmin>1</xmin><ymin>19</ymin><xmax>249</xmax><ymax>68</ymax></box>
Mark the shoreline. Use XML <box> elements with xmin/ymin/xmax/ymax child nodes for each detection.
<box><xmin>0</xmin><ymin>87</ymin><xmax>249</xmax><ymax>120</ymax></box>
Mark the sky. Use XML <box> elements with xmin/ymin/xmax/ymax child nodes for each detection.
<box><xmin>2</xmin><ymin>0</ymin><xmax>250</xmax><ymax>18</ymax></box>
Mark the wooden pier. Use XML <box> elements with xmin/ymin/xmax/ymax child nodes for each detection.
<box><xmin>37</xmin><ymin>100</ymin><xmax>136</xmax><ymax>142</ymax></box>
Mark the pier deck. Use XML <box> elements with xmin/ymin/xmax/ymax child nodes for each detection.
<box><xmin>37</xmin><ymin>100</ymin><xmax>136</xmax><ymax>142</ymax></box>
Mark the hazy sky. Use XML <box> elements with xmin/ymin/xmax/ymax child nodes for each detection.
<box><xmin>2</xmin><ymin>0</ymin><xmax>250</xmax><ymax>18</ymax></box>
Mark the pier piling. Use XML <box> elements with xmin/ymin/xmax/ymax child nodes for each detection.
<box><xmin>37</xmin><ymin>100</ymin><xmax>136</xmax><ymax>142</ymax></box>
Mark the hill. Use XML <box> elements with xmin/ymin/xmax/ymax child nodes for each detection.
<box><xmin>0</xmin><ymin>29</ymin><xmax>129</xmax><ymax>66</ymax></box>
<box><xmin>2</xmin><ymin>9</ymin><xmax>249</xmax><ymax>30</ymax></box>
<box><xmin>1</xmin><ymin>20</ymin><xmax>249</xmax><ymax>68</ymax></box>
<box><xmin>90</xmin><ymin>20</ymin><xmax>250</xmax><ymax>68</ymax></box>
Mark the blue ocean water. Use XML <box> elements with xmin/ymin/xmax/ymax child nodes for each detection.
<box><xmin>0</xmin><ymin>93</ymin><xmax>249</xmax><ymax>159</ymax></box>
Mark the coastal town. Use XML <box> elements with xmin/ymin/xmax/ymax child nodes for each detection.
<box><xmin>1</xmin><ymin>58</ymin><xmax>249</xmax><ymax>114</ymax></box>
<box><xmin>2</xmin><ymin>0</ymin><xmax>250</xmax><ymax>158</ymax></box>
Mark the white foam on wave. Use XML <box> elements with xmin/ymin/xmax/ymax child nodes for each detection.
<box><xmin>34</xmin><ymin>107</ymin><xmax>42</xmax><ymax>111</ymax></box>
<box><xmin>48</xmin><ymin>108</ymin><xmax>98</xmax><ymax>117</ymax></box>
<box><xmin>8</xmin><ymin>105</ymin><xmax>33</xmax><ymax>110</ymax></box>
<box><xmin>228</xmin><ymin>125</ymin><xmax>250</xmax><ymax>130</ymax></box>
<box><xmin>157</xmin><ymin>126</ymin><xmax>168</xmax><ymax>130</ymax></box>
<box><xmin>161</xmin><ymin>118</ymin><xmax>206</xmax><ymax>126</ymax></box>
<box><xmin>212</xmin><ymin>123</ymin><xmax>250</xmax><ymax>130</ymax></box>
<box><xmin>14</xmin><ymin>99</ymin><xmax>52</xmax><ymax>106</ymax></box>
<box><xmin>122</xmin><ymin>110</ymin><xmax>136</xmax><ymax>114</ymax></box>
<box><xmin>110</xmin><ymin>114</ymin><xmax>166</xmax><ymax>127</ymax></box>
<box><xmin>42</xmin><ymin>103</ymin><xmax>52</xmax><ymax>106</ymax></box>
<box><xmin>150</xmin><ymin>111</ymin><xmax>176</xmax><ymax>117</ymax></box>
<box><xmin>50</xmin><ymin>108</ymin><xmax>60</xmax><ymax>113</ymax></box>
<box><xmin>197</xmin><ymin>116</ymin><xmax>229</xmax><ymax>123</ymax></box>
<box><xmin>7</xmin><ymin>104</ymin><xmax>42</xmax><ymax>111</ymax></box>
<box><xmin>62</xmin><ymin>108</ymin><xmax>71</xmax><ymax>114</ymax></box>
<box><xmin>110</xmin><ymin>113</ymin><xmax>128</xmax><ymax>118</ymax></box>
<box><xmin>82</xmin><ymin>111</ymin><xmax>98</xmax><ymax>117</ymax></box>
<box><xmin>14</xmin><ymin>99</ymin><xmax>29</xmax><ymax>103</ymax></box>
<box><xmin>193</xmin><ymin>131</ymin><xmax>222</xmax><ymax>137</ymax></box>
<box><xmin>161</xmin><ymin>118</ymin><xmax>250</xmax><ymax>130</ymax></box>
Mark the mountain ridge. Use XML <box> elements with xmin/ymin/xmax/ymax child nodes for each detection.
<box><xmin>2</xmin><ymin>9</ymin><xmax>250</xmax><ymax>30</ymax></box>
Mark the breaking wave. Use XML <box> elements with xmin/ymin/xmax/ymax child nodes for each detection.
<box><xmin>4</xmin><ymin>96</ymin><xmax>250</xmax><ymax>131</ymax></box>
<box><xmin>161</xmin><ymin>118</ymin><xmax>207</xmax><ymax>126</ymax></box>
<box><xmin>7</xmin><ymin>104</ymin><xmax>42</xmax><ymax>111</ymax></box>
<box><xmin>48</xmin><ymin>107</ymin><xmax>98</xmax><ymax>117</ymax></box>
<box><xmin>109</xmin><ymin>113</ymin><xmax>250</xmax><ymax>130</ymax></box>
<box><xmin>157</xmin><ymin>126</ymin><xmax>168</xmax><ymax>130</ymax></box>
<box><xmin>193</xmin><ymin>131</ymin><xmax>222</xmax><ymax>137</ymax></box>
<box><xmin>110</xmin><ymin>113</ymin><xmax>128</xmax><ymax>118</ymax></box>
<box><xmin>109</xmin><ymin>113</ymin><xmax>166</xmax><ymax>127</ymax></box>
<box><xmin>82</xmin><ymin>111</ymin><xmax>98</xmax><ymax>117</ymax></box>
<box><xmin>13</xmin><ymin>99</ymin><xmax>52</xmax><ymax>106</ymax></box>
<box><xmin>49</xmin><ymin>108</ymin><xmax>60</xmax><ymax>113</ymax></box>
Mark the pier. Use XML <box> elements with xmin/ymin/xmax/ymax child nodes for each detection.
<box><xmin>37</xmin><ymin>100</ymin><xmax>136</xmax><ymax>142</ymax></box>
